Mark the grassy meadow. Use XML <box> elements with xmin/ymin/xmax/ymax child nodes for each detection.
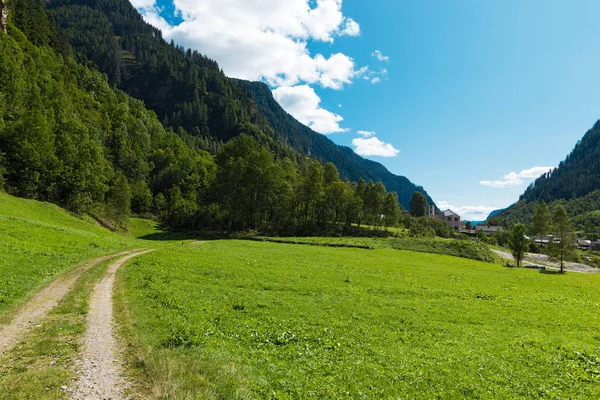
<box><xmin>0</xmin><ymin>193</ymin><xmax>137</xmax><ymax>319</ymax></box>
<box><xmin>0</xmin><ymin>194</ymin><xmax>184</xmax><ymax>322</ymax></box>
<box><xmin>120</xmin><ymin>240</ymin><xmax>600</xmax><ymax>399</ymax></box>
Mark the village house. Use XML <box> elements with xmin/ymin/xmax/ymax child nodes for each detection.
<box><xmin>428</xmin><ymin>205</ymin><xmax>461</xmax><ymax>231</ymax></box>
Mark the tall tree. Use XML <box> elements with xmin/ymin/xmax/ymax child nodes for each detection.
<box><xmin>508</xmin><ymin>223</ymin><xmax>528</xmax><ymax>268</ymax></box>
<box><xmin>547</xmin><ymin>204</ymin><xmax>574</xmax><ymax>273</ymax></box>
<box><xmin>107</xmin><ymin>173</ymin><xmax>131</xmax><ymax>230</ymax></box>
<box><xmin>531</xmin><ymin>200</ymin><xmax>551</xmax><ymax>242</ymax></box>
<box><xmin>382</xmin><ymin>192</ymin><xmax>401</xmax><ymax>229</ymax></box>
<box><xmin>409</xmin><ymin>192</ymin><xmax>427</xmax><ymax>217</ymax></box>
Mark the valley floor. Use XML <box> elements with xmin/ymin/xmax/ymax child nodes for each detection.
<box><xmin>1</xmin><ymin>194</ymin><xmax>600</xmax><ymax>399</ymax></box>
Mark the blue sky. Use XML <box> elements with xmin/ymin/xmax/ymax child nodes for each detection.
<box><xmin>133</xmin><ymin>0</ymin><xmax>600</xmax><ymax>219</ymax></box>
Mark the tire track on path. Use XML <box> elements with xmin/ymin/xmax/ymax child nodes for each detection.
<box><xmin>72</xmin><ymin>250</ymin><xmax>153</xmax><ymax>400</ymax></box>
<box><xmin>0</xmin><ymin>250</ymin><xmax>134</xmax><ymax>357</ymax></box>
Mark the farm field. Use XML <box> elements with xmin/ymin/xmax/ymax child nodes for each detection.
<box><xmin>120</xmin><ymin>240</ymin><xmax>600</xmax><ymax>399</ymax></box>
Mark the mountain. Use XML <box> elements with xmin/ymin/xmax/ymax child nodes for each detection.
<box><xmin>0</xmin><ymin>1</ymin><xmax>406</xmax><ymax>235</ymax></box>
<box><xmin>498</xmin><ymin>121</ymin><xmax>600</xmax><ymax>234</ymax></box>
<box><xmin>44</xmin><ymin>0</ymin><xmax>433</xmax><ymax>209</ymax></box>
<box><xmin>242</xmin><ymin>81</ymin><xmax>434</xmax><ymax>208</ymax></box>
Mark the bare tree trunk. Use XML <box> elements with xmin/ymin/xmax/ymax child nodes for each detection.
<box><xmin>1</xmin><ymin>0</ymin><xmax>7</xmax><ymax>34</ymax></box>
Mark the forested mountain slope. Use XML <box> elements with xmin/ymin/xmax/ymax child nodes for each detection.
<box><xmin>44</xmin><ymin>0</ymin><xmax>433</xmax><ymax>209</ymax></box>
<box><xmin>0</xmin><ymin>1</ymin><xmax>406</xmax><ymax>235</ymax></box>
<box><xmin>243</xmin><ymin>81</ymin><xmax>434</xmax><ymax>208</ymax></box>
<box><xmin>498</xmin><ymin>121</ymin><xmax>600</xmax><ymax>233</ymax></box>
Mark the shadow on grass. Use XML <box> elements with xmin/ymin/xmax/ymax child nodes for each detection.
<box><xmin>138</xmin><ymin>230</ymin><xmax>229</xmax><ymax>242</ymax></box>
<box><xmin>539</xmin><ymin>269</ymin><xmax>566</xmax><ymax>275</ymax></box>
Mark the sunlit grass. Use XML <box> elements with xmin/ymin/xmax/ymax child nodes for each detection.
<box><xmin>121</xmin><ymin>240</ymin><xmax>600</xmax><ymax>399</ymax></box>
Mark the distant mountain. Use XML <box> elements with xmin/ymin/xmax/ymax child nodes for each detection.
<box><xmin>45</xmin><ymin>0</ymin><xmax>434</xmax><ymax>210</ymax></box>
<box><xmin>242</xmin><ymin>81</ymin><xmax>433</xmax><ymax>209</ymax></box>
<box><xmin>487</xmin><ymin>209</ymin><xmax>505</xmax><ymax>219</ymax></box>
<box><xmin>242</xmin><ymin>81</ymin><xmax>434</xmax><ymax>209</ymax></box>
<box><xmin>499</xmin><ymin>121</ymin><xmax>600</xmax><ymax>231</ymax></box>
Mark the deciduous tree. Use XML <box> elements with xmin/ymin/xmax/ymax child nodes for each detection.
<box><xmin>508</xmin><ymin>223</ymin><xmax>528</xmax><ymax>268</ymax></box>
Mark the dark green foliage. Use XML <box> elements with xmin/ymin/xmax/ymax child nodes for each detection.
<box><xmin>547</xmin><ymin>205</ymin><xmax>575</xmax><ymax>273</ymax></box>
<box><xmin>530</xmin><ymin>200</ymin><xmax>551</xmax><ymax>240</ymax></box>
<box><xmin>410</xmin><ymin>191</ymin><xmax>427</xmax><ymax>217</ymax></box>
<box><xmin>107</xmin><ymin>172</ymin><xmax>131</xmax><ymax>229</ymax></box>
<box><xmin>0</xmin><ymin>19</ymin><xmax>214</xmax><ymax>228</ymax></box>
<box><xmin>508</xmin><ymin>223</ymin><xmax>527</xmax><ymax>268</ymax></box>
<box><xmin>44</xmin><ymin>0</ymin><xmax>288</xmax><ymax>153</ymax></box>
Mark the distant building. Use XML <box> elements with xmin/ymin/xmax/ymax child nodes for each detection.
<box><xmin>474</xmin><ymin>225</ymin><xmax>505</xmax><ymax>235</ymax></box>
<box><xmin>426</xmin><ymin>204</ymin><xmax>461</xmax><ymax>230</ymax></box>
<box><xmin>593</xmin><ymin>240</ymin><xmax>600</xmax><ymax>251</ymax></box>
<box><xmin>439</xmin><ymin>209</ymin><xmax>461</xmax><ymax>231</ymax></box>
<box><xmin>530</xmin><ymin>235</ymin><xmax>553</xmax><ymax>245</ymax></box>
<box><xmin>577</xmin><ymin>240</ymin><xmax>592</xmax><ymax>251</ymax></box>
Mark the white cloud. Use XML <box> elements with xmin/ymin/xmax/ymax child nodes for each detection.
<box><xmin>356</xmin><ymin>130</ymin><xmax>375</xmax><ymax>137</ymax></box>
<box><xmin>518</xmin><ymin>166</ymin><xmax>555</xmax><ymax>179</ymax></box>
<box><xmin>437</xmin><ymin>201</ymin><xmax>499</xmax><ymax>221</ymax></box>
<box><xmin>339</xmin><ymin>18</ymin><xmax>360</xmax><ymax>36</ymax></box>
<box><xmin>130</xmin><ymin>0</ymin><xmax>155</xmax><ymax>8</ymax></box>
<box><xmin>352</xmin><ymin>136</ymin><xmax>399</xmax><ymax>157</ymax></box>
<box><xmin>480</xmin><ymin>166</ymin><xmax>555</xmax><ymax>188</ymax></box>
<box><xmin>372</xmin><ymin>50</ymin><xmax>389</xmax><ymax>62</ymax></box>
<box><xmin>371</xmin><ymin>77</ymin><xmax>381</xmax><ymax>84</ymax></box>
<box><xmin>136</xmin><ymin>0</ymin><xmax>364</xmax><ymax>89</ymax></box>
<box><xmin>273</xmin><ymin>85</ymin><xmax>348</xmax><ymax>134</ymax></box>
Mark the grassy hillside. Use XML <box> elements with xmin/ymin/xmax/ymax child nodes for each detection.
<box><xmin>0</xmin><ymin>192</ymin><xmax>134</xmax><ymax>319</ymax></box>
<box><xmin>120</xmin><ymin>240</ymin><xmax>600</xmax><ymax>399</ymax></box>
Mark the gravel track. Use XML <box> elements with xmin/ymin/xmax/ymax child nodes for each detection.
<box><xmin>0</xmin><ymin>250</ymin><xmax>133</xmax><ymax>357</ymax></box>
<box><xmin>492</xmin><ymin>249</ymin><xmax>598</xmax><ymax>273</ymax></box>
<box><xmin>71</xmin><ymin>250</ymin><xmax>152</xmax><ymax>400</ymax></box>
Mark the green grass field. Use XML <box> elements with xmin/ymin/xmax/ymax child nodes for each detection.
<box><xmin>0</xmin><ymin>193</ymin><xmax>138</xmax><ymax>319</ymax></box>
<box><xmin>120</xmin><ymin>240</ymin><xmax>600</xmax><ymax>399</ymax></box>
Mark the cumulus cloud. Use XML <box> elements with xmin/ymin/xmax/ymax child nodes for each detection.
<box><xmin>356</xmin><ymin>130</ymin><xmax>375</xmax><ymax>137</ymax></box>
<box><xmin>339</xmin><ymin>18</ymin><xmax>360</xmax><ymax>36</ymax></box>
<box><xmin>372</xmin><ymin>50</ymin><xmax>389</xmax><ymax>61</ymax></box>
<box><xmin>371</xmin><ymin>77</ymin><xmax>381</xmax><ymax>84</ymax></box>
<box><xmin>136</xmin><ymin>0</ymin><xmax>364</xmax><ymax>89</ymax></box>
<box><xmin>352</xmin><ymin>136</ymin><xmax>399</xmax><ymax>157</ymax></box>
<box><xmin>273</xmin><ymin>85</ymin><xmax>348</xmax><ymax>134</ymax></box>
<box><xmin>437</xmin><ymin>201</ymin><xmax>499</xmax><ymax>221</ymax></box>
<box><xmin>480</xmin><ymin>166</ymin><xmax>555</xmax><ymax>188</ymax></box>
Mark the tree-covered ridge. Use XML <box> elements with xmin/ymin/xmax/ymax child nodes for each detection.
<box><xmin>498</xmin><ymin>121</ymin><xmax>600</xmax><ymax>230</ymax></box>
<box><xmin>519</xmin><ymin>120</ymin><xmax>600</xmax><ymax>203</ymax></box>
<box><xmin>0</xmin><ymin>20</ymin><xmax>212</xmax><ymax>226</ymax></box>
<box><xmin>45</xmin><ymin>0</ymin><xmax>293</xmax><ymax>155</ymax></box>
<box><xmin>43</xmin><ymin>0</ymin><xmax>432</xmax><ymax>209</ymax></box>
<box><xmin>0</xmin><ymin>9</ymin><xmax>404</xmax><ymax>235</ymax></box>
<box><xmin>242</xmin><ymin>81</ymin><xmax>435</xmax><ymax>209</ymax></box>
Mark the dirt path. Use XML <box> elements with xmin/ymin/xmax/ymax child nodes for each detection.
<box><xmin>492</xmin><ymin>249</ymin><xmax>598</xmax><ymax>273</ymax></box>
<box><xmin>0</xmin><ymin>250</ymin><xmax>133</xmax><ymax>357</ymax></box>
<box><xmin>72</xmin><ymin>250</ymin><xmax>152</xmax><ymax>400</ymax></box>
